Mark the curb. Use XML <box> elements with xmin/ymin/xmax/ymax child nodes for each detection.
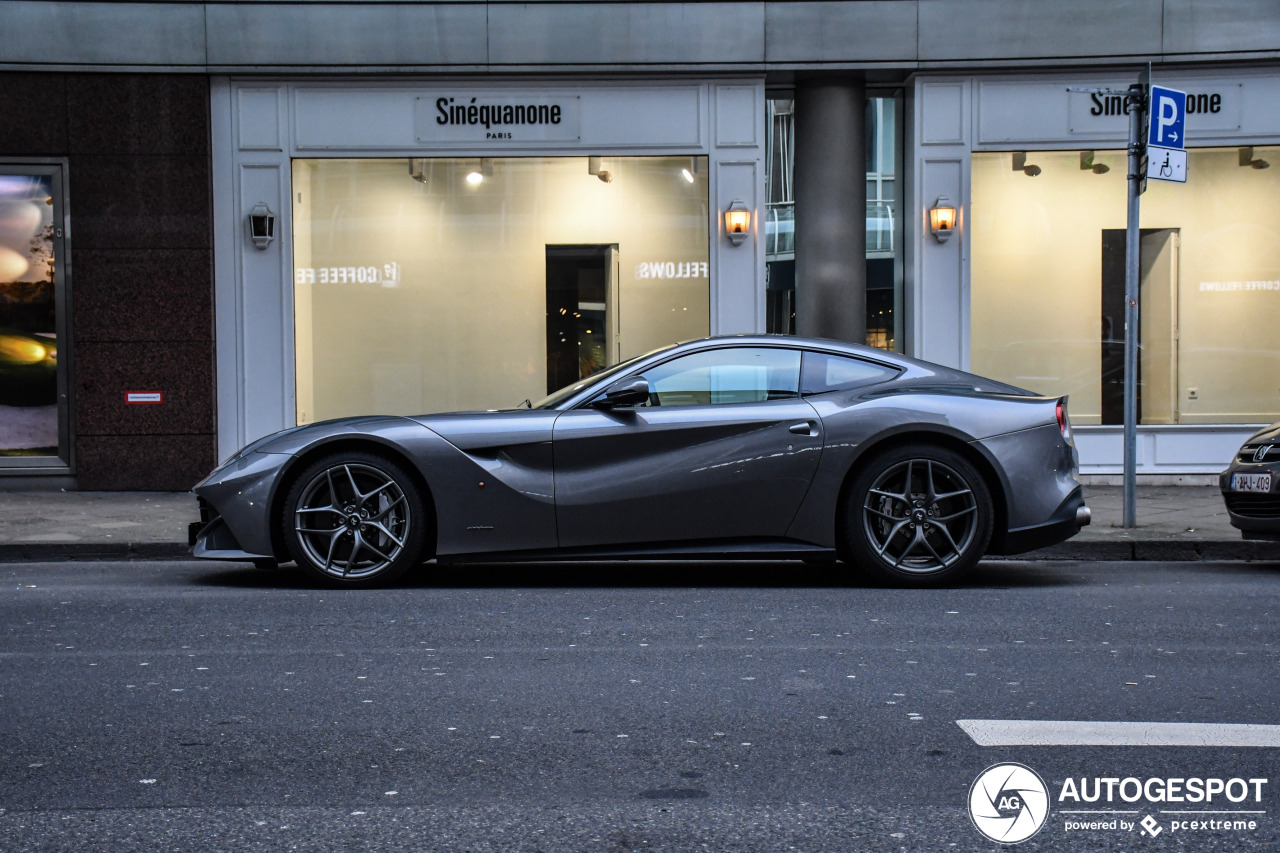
<box><xmin>1006</xmin><ymin>539</ymin><xmax>1280</xmax><ymax>562</ymax></box>
<box><xmin>0</xmin><ymin>542</ymin><xmax>191</xmax><ymax>562</ymax></box>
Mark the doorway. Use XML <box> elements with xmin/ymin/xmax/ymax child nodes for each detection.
<box><xmin>545</xmin><ymin>244</ymin><xmax>619</xmax><ymax>394</ymax></box>
<box><xmin>1100</xmin><ymin>228</ymin><xmax>1180</xmax><ymax>425</ymax></box>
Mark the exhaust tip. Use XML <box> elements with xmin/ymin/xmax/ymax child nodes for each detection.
<box><xmin>1076</xmin><ymin>506</ymin><xmax>1092</xmax><ymax>527</ymax></box>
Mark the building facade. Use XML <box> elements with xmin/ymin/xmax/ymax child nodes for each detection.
<box><xmin>1</xmin><ymin>1</ymin><xmax>1277</xmax><ymax>488</ymax></box>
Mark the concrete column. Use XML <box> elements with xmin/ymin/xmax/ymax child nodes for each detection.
<box><xmin>793</xmin><ymin>76</ymin><xmax>866</xmax><ymax>343</ymax></box>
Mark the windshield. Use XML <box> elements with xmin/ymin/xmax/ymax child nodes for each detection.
<box><xmin>532</xmin><ymin>343</ymin><xmax>678</xmax><ymax>409</ymax></box>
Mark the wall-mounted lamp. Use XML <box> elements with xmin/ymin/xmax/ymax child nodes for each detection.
<box><xmin>1080</xmin><ymin>151</ymin><xmax>1110</xmax><ymax>174</ymax></box>
<box><xmin>1239</xmin><ymin>147</ymin><xmax>1270</xmax><ymax>169</ymax></box>
<box><xmin>588</xmin><ymin>156</ymin><xmax>613</xmax><ymax>183</ymax></box>
<box><xmin>247</xmin><ymin>201</ymin><xmax>276</xmax><ymax>250</ymax></box>
<box><xmin>1012</xmin><ymin>151</ymin><xmax>1041</xmax><ymax>177</ymax></box>
<box><xmin>724</xmin><ymin>199</ymin><xmax>751</xmax><ymax>246</ymax></box>
<box><xmin>929</xmin><ymin>196</ymin><xmax>957</xmax><ymax>243</ymax></box>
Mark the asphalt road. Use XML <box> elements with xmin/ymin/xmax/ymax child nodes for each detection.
<box><xmin>1</xmin><ymin>558</ymin><xmax>1278</xmax><ymax>852</ymax></box>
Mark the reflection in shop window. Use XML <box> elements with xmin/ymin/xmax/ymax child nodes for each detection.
<box><xmin>293</xmin><ymin>157</ymin><xmax>709</xmax><ymax>422</ymax></box>
<box><xmin>0</xmin><ymin>170</ymin><xmax>65</xmax><ymax>464</ymax></box>
<box><xmin>765</xmin><ymin>94</ymin><xmax>904</xmax><ymax>350</ymax></box>
<box><xmin>970</xmin><ymin>146</ymin><xmax>1280</xmax><ymax>426</ymax></box>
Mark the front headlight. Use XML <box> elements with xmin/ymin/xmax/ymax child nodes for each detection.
<box><xmin>215</xmin><ymin>425</ymin><xmax>307</xmax><ymax>469</ymax></box>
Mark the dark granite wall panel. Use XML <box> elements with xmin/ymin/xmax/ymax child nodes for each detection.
<box><xmin>0</xmin><ymin>72</ymin><xmax>216</xmax><ymax>491</ymax></box>
<box><xmin>68</xmin><ymin>155</ymin><xmax>211</xmax><ymax>251</ymax></box>
<box><xmin>76</xmin><ymin>435</ymin><xmax>215</xmax><ymax>491</ymax></box>
<box><xmin>75</xmin><ymin>340</ymin><xmax>214</xmax><ymax>436</ymax></box>
<box><xmin>73</xmin><ymin>249</ymin><xmax>212</xmax><ymax>343</ymax></box>
<box><xmin>67</xmin><ymin>75</ymin><xmax>209</xmax><ymax>157</ymax></box>
<box><xmin>0</xmin><ymin>73</ymin><xmax>68</xmax><ymax>153</ymax></box>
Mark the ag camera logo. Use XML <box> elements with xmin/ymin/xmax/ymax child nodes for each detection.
<box><xmin>969</xmin><ymin>763</ymin><xmax>1051</xmax><ymax>844</ymax></box>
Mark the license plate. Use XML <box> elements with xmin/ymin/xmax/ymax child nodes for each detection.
<box><xmin>1232</xmin><ymin>472</ymin><xmax>1273</xmax><ymax>493</ymax></box>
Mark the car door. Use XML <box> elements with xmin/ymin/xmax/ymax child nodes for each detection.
<box><xmin>552</xmin><ymin>346</ymin><xmax>823</xmax><ymax>548</ymax></box>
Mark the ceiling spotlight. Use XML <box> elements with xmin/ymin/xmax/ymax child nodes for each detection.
<box><xmin>1012</xmin><ymin>151</ymin><xmax>1041</xmax><ymax>177</ymax></box>
<box><xmin>465</xmin><ymin>158</ymin><xmax>494</xmax><ymax>185</ymax></box>
<box><xmin>1080</xmin><ymin>151</ymin><xmax>1110</xmax><ymax>174</ymax></box>
<box><xmin>1239</xmin><ymin>147</ymin><xmax>1270</xmax><ymax>169</ymax></box>
<box><xmin>587</xmin><ymin>156</ymin><xmax>613</xmax><ymax>183</ymax></box>
<box><xmin>681</xmin><ymin>168</ymin><xmax>695</xmax><ymax>183</ymax></box>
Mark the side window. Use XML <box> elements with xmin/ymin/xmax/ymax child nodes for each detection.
<box><xmin>801</xmin><ymin>351</ymin><xmax>898</xmax><ymax>395</ymax></box>
<box><xmin>638</xmin><ymin>347</ymin><xmax>801</xmax><ymax>407</ymax></box>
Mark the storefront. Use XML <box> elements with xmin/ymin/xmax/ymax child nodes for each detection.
<box><xmin>212</xmin><ymin>78</ymin><xmax>765</xmax><ymax>459</ymax></box>
<box><xmin>912</xmin><ymin>69</ymin><xmax>1280</xmax><ymax>475</ymax></box>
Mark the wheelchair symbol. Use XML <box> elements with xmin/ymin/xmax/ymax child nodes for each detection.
<box><xmin>1158</xmin><ymin>152</ymin><xmax>1173</xmax><ymax>177</ymax></box>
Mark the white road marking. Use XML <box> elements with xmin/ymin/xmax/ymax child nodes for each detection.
<box><xmin>957</xmin><ymin>719</ymin><xmax>1280</xmax><ymax>747</ymax></box>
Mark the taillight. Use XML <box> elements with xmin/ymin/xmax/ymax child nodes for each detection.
<box><xmin>1056</xmin><ymin>399</ymin><xmax>1071</xmax><ymax>441</ymax></box>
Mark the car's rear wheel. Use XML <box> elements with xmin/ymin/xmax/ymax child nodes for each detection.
<box><xmin>841</xmin><ymin>444</ymin><xmax>993</xmax><ymax>586</ymax></box>
<box><xmin>282</xmin><ymin>451</ymin><xmax>428</xmax><ymax>588</ymax></box>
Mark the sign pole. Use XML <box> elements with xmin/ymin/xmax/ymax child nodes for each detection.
<box><xmin>1122</xmin><ymin>72</ymin><xmax>1149</xmax><ymax>529</ymax></box>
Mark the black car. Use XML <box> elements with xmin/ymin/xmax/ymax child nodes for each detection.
<box><xmin>1220</xmin><ymin>421</ymin><xmax>1280</xmax><ymax>542</ymax></box>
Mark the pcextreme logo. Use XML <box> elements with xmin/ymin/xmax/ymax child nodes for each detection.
<box><xmin>968</xmin><ymin>763</ymin><xmax>1051</xmax><ymax>844</ymax></box>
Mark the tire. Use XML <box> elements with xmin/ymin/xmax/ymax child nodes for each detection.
<box><xmin>282</xmin><ymin>451</ymin><xmax>429</xmax><ymax>588</ymax></box>
<box><xmin>841</xmin><ymin>444</ymin><xmax>993</xmax><ymax>587</ymax></box>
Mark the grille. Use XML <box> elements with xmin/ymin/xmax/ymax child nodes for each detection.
<box><xmin>197</xmin><ymin>497</ymin><xmax>218</xmax><ymax>524</ymax></box>
<box><xmin>1224</xmin><ymin>492</ymin><xmax>1280</xmax><ymax>519</ymax></box>
<box><xmin>1239</xmin><ymin>444</ymin><xmax>1279</xmax><ymax>463</ymax></box>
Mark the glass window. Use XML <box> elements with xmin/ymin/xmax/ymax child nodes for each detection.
<box><xmin>765</xmin><ymin>93</ymin><xmax>904</xmax><ymax>351</ymax></box>
<box><xmin>970</xmin><ymin>146</ymin><xmax>1280</xmax><ymax>425</ymax></box>
<box><xmin>0</xmin><ymin>166</ymin><xmax>69</xmax><ymax>468</ymax></box>
<box><xmin>635</xmin><ymin>347</ymin><xmax>801</xmax><ymax>407</ymax></box>
<box><xmin>293</xmin><ymin>156</ymin><xmax>708</xmax><ymax>421</ymax></box>
<box><xmin>801</xmin><ymin>351</ymin><xmax>897</xmax><ymax>395</ymax></box>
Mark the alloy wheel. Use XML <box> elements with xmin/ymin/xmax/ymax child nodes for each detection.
<box><xmin>862</xmin><ymin>457</ymin><xmax>980</xmax><ymax>574</ymax></box>
<box><xmin>292</xmin><ymin>462</ymin><xmax>411</xmax><ymax>580</ymax></box>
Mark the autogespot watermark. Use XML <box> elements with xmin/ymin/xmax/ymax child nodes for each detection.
<box><xmin>968</xmin><ymin>764</ymin><xmax>1270</xmax><ymax>844</ymax></box>
<box><xmin>968</xmin><ymin>763</ymin><xmax>1051</xmax><ymax>843</ymax></box>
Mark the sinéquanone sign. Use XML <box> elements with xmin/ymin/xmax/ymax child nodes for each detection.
<box><xmin>1067</xmin><ymin>84</ymin><xmax>1241</xmax><ymax>135</ymax></box>
<box><xmin>415</xmin><ymin>94</ymin><xmax>582</xmax><ymax>144</ymax></box>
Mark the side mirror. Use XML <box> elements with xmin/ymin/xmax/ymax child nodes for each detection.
<box><xmin>595</xmin><ymin>376</ymin><xmax>650</xmax><ymax>408</ymax></box>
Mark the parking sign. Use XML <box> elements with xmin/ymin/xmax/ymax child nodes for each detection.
<box><xmin>1148</xmin><ymin>86</ymin><xmax>1187</xmax><ymax>149</ymax></box>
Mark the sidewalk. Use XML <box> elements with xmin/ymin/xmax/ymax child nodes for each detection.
<box><xmin>0</xmin><ymin>486</ymin><xmax>1276</xmax><ymax>563</ymax></box>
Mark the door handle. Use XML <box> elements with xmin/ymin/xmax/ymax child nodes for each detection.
<box><xmin>789</xmin><ymin>421</ymin><xmax>817</xmax><ymax>436</ymax></box>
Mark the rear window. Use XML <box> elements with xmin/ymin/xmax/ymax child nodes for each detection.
<box><xmin>801</xmin><ymin>352</ymin><xmax>898</xmax><ymax>395</ymax></box>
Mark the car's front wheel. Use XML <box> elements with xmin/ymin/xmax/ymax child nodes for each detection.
<box><xmin>841</xmin><ymin>444</ymin><xmax>993</xmax><ymax>586</ymax></box>
<box><xmin>282</xmin><ymin>451</ymin><xmax>428</xmax><ymax>588</ymax></box>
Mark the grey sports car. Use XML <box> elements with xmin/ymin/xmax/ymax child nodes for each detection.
<box><xmin>191</xmin><ymin>335</ymin><xmax>1090</xmax><ymax>587</ymax></box>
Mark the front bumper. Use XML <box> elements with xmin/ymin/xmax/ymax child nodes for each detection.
<box><xmin>189</xmin><ymin>451</ymin><xmax>289</xmax><ymax>561</ymax></box>
<box><xmin>1219</xmin><ymin>463</ymin><xmax>1280</xmax><ymax>538</ymax></box>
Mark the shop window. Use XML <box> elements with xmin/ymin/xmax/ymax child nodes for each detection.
<box><xmin>765</xmin><ymin>94</ymin><xmax>904</xmax><ymax>350</ymax></box>
<box><xmin>293</xmin><ymin>157</ymin><xmax>708</xmax><ymax>422</ymax></box>
<box><xmin>971</xmin><ymin>147</ymin><xmax>1280</xmax><ymax>426</ymax></box>
<box><xmin>0</xmin><ymin>165</ymin><xmax>70</xmax><ymax>469</ymax></box>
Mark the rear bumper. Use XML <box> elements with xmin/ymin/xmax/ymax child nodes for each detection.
<box><xmin>990</xmin><ymin>487</ymin><xmax>1089</xmax><ymax>555</ymax></box>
